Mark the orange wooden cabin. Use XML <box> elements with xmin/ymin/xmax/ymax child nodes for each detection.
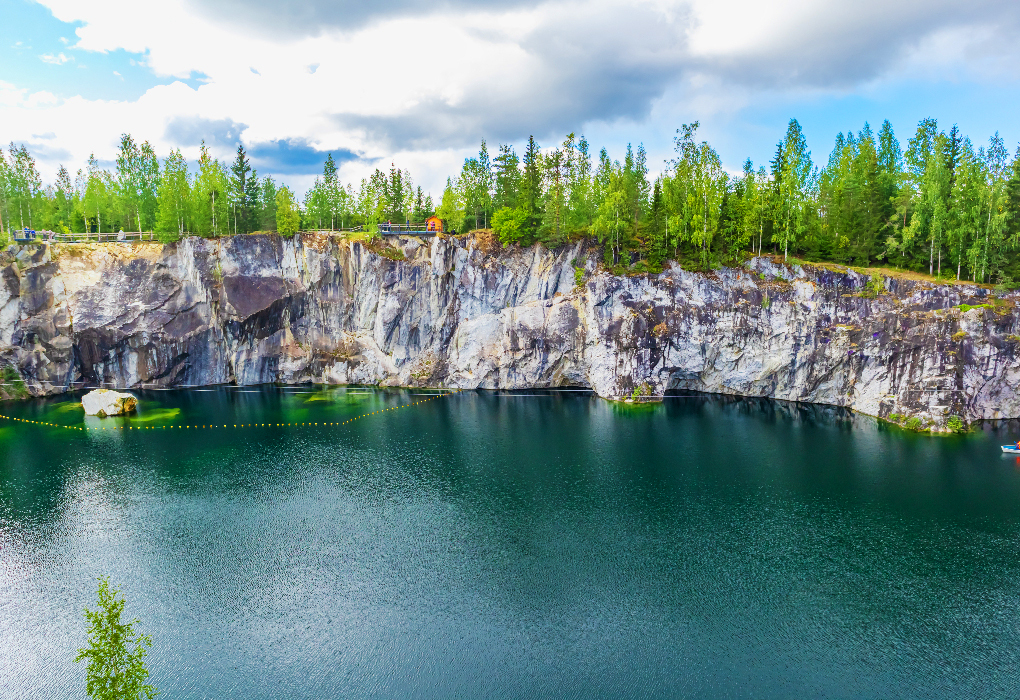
<box><xmin>426</xmin><ymin>216</ymin><xmax>443</xmax><ymax>233</ymax></box>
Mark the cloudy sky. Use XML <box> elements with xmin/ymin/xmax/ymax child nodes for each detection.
<box><xmin>2</xmin><ymin>0</ymin><xmax>1019</xmax><ymax>194</ymax></box>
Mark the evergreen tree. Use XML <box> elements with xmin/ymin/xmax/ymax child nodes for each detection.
<box><xmin>948</xmin><ymin>138</ymin><xmax>983</xmax><ymax>280</ymax></box>
<box><xmin>775</xmin><ymin>119</ymin><xmax>812</xmax><ymax>260</ymax></box>
<box><xmin>259</xmin><ymin>177</ymin><xmax>278</xmax><ymax>231</ymax></box>
<box><xmin>647</xmin><ymin>179</ymin><xmax>667</xmax><ymax>265</ymax></box>
<box><xmin>519</xmin><ymin>135</ymin><xmax>543</xmax><ymax>240</ymax></box>
<box><xmin>229</xmin><ymin>145</ymin><xmax>255</xmax><ymax>234</ymax></box>
<box><xmin>540</xmin><ymin>146</ymin><xmax>566</xmax><ymax>244</ymax></box>
<box><xmin>1003</xmin><ymin>147</ymin><xmax>1020</xmax><ymax>266</ymax></box>
<box><xmin>322</xmin><ymin>154</ymin><xmax>340</xmax><ymax>230</ymax></box>
<box><xmin>493</xmin><ymin>144</ymin><xmax>520</xmax><ymax>211</ymax></box>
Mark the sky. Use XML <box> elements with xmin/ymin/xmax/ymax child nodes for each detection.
<box><xmin>2</xmin><ymin>0</ymin><xmax>1020</xmax><ymax>196</ymax></box>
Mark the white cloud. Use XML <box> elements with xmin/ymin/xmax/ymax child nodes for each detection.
<box><xmin>39</xmin><ymin>52</ymin><xmax>73</xmax><ymax>65</ymax></box>
<box><xmin>3</xmin><ymin>0</ymin><xmax>1019</xmax><ymax>192</ymax></box>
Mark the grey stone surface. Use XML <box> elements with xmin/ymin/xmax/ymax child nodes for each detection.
<box><xmin>81</xmin><ymin>388</ymin><xmax>137</xmax><ymax>417</ymax></box>
<box><xmin>0</xmin><ymin>233</ymin><xmax>1016</xmax><ymax>429</ymax></box>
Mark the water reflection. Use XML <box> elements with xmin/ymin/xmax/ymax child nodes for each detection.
<box><xmin>1</xmin><ymin>388</ymin><xmax>1019</xmax><ymax>699</ymax></box>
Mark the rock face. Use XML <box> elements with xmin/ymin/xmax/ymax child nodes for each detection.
<box><xmin>0</xmin><ymin>233</ymin><xmax>1018</xmax><ymax>428</ymax></box>
<box><xmin>81</xmin><ymin>389</ymin><xmax>137</xmax><ymax>417</ymax></box>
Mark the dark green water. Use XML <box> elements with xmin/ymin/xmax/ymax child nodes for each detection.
<box><xmin>3</xmin><ymin>387</ymin><xmax>1020</xmax><ymax>699</ymax></box>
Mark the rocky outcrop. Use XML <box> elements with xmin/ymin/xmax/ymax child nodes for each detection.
<box><xmin>81</xmin><ymin>389</ymin><xmax>137</xmax><ymax>417</ymax></box>
<box><xmin>0</xmin><ymin>233</ymin><xmax>1017</xmax><ymax>429</ymax></box>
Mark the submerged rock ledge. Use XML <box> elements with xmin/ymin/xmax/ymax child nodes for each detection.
<box><xmin>0</xmin><ymin>233</ymin><xmax>1016</xmax><ymax>429</ymax></box>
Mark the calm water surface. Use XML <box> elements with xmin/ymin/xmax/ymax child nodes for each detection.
<box><xmin>2</xmin><ymin>387</ymin><xmax>1020</xmax><ymax>698</ymax></box>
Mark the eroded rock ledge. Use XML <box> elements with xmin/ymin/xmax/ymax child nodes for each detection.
<box><xmin>0</xmin><ymin>233</ymin><xmax>1017</xmax><ymax>429</ymax></box>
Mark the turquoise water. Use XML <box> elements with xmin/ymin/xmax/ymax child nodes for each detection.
<box><xmin>2</xmin><ymin>387</ymin><xmax>1020</xmax><ymax>698</ymax></box>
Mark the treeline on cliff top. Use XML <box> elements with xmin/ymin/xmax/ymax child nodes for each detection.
<box><xmin>3</xmin><ymin>118</ymin><xmax>1020</xmax><ymax>285</ymax></box>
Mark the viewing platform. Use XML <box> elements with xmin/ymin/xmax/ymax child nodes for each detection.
<box><xmin>9</xmin><ymin>228</ymin><xmax>158</xmax><ymax>244</ymax></box>
<box><xmin>379</xmin><ymin>216</ymin><xmax>444</xmax><ymax>236</ymax></box>
<box><xmin>5</xmin><ymin>220</ymin><xmax>446</xmax><ymax>244</ymax></box>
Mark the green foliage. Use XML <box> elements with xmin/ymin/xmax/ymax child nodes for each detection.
<box><xmin>994</xmin><ymin>276</ymin><xmax>1019</xmax><ymax>295</ymax></box>
<box><xmin>459</xmin><ymin>141</ymin><xmax>494</xmax><ymax>231</ymax></box>
<box><xmin>888</xmin><ymin>413</ymin><xmax>903</xmax><ymax>422</ymax></box>
<box><xmin>436</xmin><ymin>177</ymin><xmax>463</xmax><ymax>232</ymax></box>
<box><xmin>946</xmin><ymin>415</ymin><xmax>965</xmax><ymax>433</ymax></box>
<box><xmin>74</xmin><ymin>576</ymin><xmax>157</xmax><ymax>700</ymax></box>
<box><xmin>275</xmin><ymin>186</ymin><xmax>300</xmax><ymax>236</ymax></box>
<box><xmin>0</xmin><ymin>364</ymin><xmax>28</xmax><ymax>399</ymax></box>
<box><xmin>573</xmin><ymin>265</ymin><xmax>585</xmax><ymax>288</ymax></box>
<box><xmin>904</xmin><ymin>416</ymin><xmax>923</xmax><ymax>431</ymax></box>
<box><xmin>492</xmin><ymin>206</ymin><xmax>530</xmax><ymax>246</ymax></box>
<box><xmin>7</xmin><ymin>116</ymin><xmax>1020</xmax><ymax>282</ymax></box>
<box><xmin>191</xmin><ymin>142</ymin><xmax>230</xmax><ymax>237</ymax></box>
<box><xmin>155</xmin><ymin>149</ymin><xmax>189</xmax><ymax>239</ymax></box>
<box><xmin>855</xmin><ymin>275</ymin><xmax>887</xmax><ymax>298</ymax></box>
<box><xmin>228</xmin><ymin>145</ymin><xmax>260</xmax><ymax>234</ymax></box>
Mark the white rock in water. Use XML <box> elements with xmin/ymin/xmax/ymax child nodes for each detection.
<box><xmin>81</xmin><ymin>389</ymin><xmax>137</xmax><ymax>417</ymax></box>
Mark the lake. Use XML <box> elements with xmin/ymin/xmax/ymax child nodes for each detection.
<box><xmin>2</xmin><ymin>387</ymin><xmax>1020</xmax><ymax>698</ymax></box>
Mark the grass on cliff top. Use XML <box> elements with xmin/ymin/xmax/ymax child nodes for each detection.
<box><xmin>771</xmin><ymin>255</ymin><xmax>992</xmax><ymax>288</ymax></box>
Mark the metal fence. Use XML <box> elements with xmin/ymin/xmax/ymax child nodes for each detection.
<box><xmin>5</xmin><ymin>225</ymin><xmax>445</xmax><ymax>245</ymax></box>
<box><xmin>9</xmin><ymin>228</ymin><xmax>159</xmax><ymax>244</ymax></box>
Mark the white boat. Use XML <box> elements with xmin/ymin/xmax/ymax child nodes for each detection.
<box><xmin>1002</xmin><ymin>445</ymin><xmax>1020</xmax><ymax>454</ymax></box>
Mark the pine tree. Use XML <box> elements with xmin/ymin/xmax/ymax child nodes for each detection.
<box><xmin>520</xmin><ymin>135</ymin><xmax>543</xmax><ymax>240</ymax></box>
<box><xmin>259</xmin><ymin>177</ymin><xmax>278</xmax><ymax>231</ymax></box>
<box><xmin>540</xmin><ymin>147</ymin><xmax>565</xmax><ymax>244</ymax></box>
<box><xmin>493</xmin><ymin>145</ymin><xmax>520</xmax><ymax>211</ymax></box>
<box><xmin>775</xmin><ymin>119</ymin><xmax>812</xmax><ymax>260</ymax></box>
<box><xmin>229</xmin><ymin>145</ymin><xmax>253</xmax><ymax>234</ymax></box>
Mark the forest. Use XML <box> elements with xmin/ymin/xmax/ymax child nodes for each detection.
<box><xmin>3</xmin><ymin>117</ymin><xmax>1020</xmax><ymax>285</ymax></box>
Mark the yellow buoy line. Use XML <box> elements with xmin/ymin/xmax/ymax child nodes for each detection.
<box><xmin>0</xmin><ymin>389</ymin><xmax>461</xmax><ymax>433</ymax></box>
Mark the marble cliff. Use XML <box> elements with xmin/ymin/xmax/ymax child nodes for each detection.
<box><xmin>1</xmin><ymin>232</ymin><xmax>1017</xmax><ymax>429</ymax></box>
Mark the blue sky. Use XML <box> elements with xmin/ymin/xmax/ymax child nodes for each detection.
<box><xmin>0</xmin><ymin>0</ymin><xmax>206</xmax><ymax>102</ymax></box>
<box><xmin>2</xmin><ymin>0</ymin><xmax>1019</xmax><ymax>194</ymax></box>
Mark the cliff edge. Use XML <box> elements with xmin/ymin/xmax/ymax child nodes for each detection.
<box><xmin>1</xmin><ymin>233</ymin><xmax>1017</xmax><ymax>429</ymax></box>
